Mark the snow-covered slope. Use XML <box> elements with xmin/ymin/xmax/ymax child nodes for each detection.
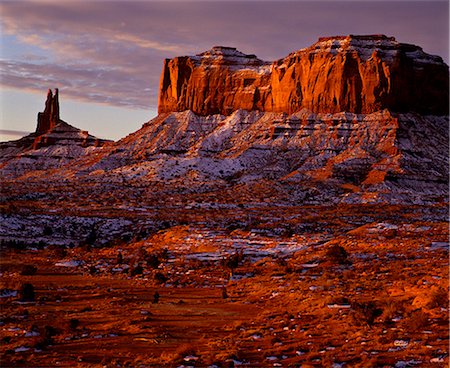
<box><xmin>0</xmin><ymin>121</ymin><xmax>111</xmax><ymax>178</ymax></box>
<box><xmin>25</xmin><ymin>109</ymin><xmax>445</xmax><ymax>204</ymax></box>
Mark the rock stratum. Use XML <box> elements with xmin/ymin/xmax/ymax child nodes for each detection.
<box><xmin>158</xmin><ymin>35</ymin><xmax>449</xmax><ymax>116</ymax></box>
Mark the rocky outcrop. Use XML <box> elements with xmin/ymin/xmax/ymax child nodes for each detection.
<box><xmin>0</xmin><ymin>89</ymin><xmax>111</xmax><ymax>177</ymax></box>
<box><xmin>37</xmin><ymin>89</ymin><xmax>60</xmax><ymax>134</ymax></box>
<box><xmin>158</xmin><ymin>35</ymin><xmax>449</xmax><ymax>116</ymax></box>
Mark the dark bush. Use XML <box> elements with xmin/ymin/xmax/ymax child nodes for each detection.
<box><xmin>21</xmin><ymin>264</ymin><xmax>37</xmax><ymax>276</ymax></box>
<box><xmin>407</xmin><ymin>309</ymin><xmax>430</xmax><ymax>331</ymax></box>
<box><xmin>352</xmin><ymin>301</ymin><xmax>383</xmax><ymax>326</ymax></box>
<box><xmin>153</xmin><ymin>291</ymin><xmax>160</xmax><ymax>304</ymax></box>
<box><xmin>326</xmin><ymin>245</ymin><xmax>350</xmax><ymax>265</ymax></box>
<box><xmin>54</xmin><ymin>247</ymin><xmax>67</xmax><ymax>259</ymax></box>
<box><xmin>43</xmin><ymin>226</ymin><xmax>53</xmax><ymax>236</ymax></box>
<box><xmin>222</xmin><ymin>287</ymin><xmax>228</xmax><ymax>299</ymax></box>
<box><xmin>45</xmin><ymin>325</ymin><xmax>58</xmax><ymax>338</ymax></box>
<box><xmin>39</xmin><ymin>325</ymin><xmax>59</xmax><ymax>346</ymax></box>
<box><xmin>159</xmin><ymin>248</ymin><xmax>169</xmax><ymax>260</ymax></box>
<box><xmin>146</xmin><ymin>253</ymin><xmax>161</xmax><ymax>269</ymax></box>
<box><xmin>85</xmin><ymin>229</ymin><xmax>97</xmax><ymax>246</ymax></box>
<box><xmin>222</xmin><ymin>251</ymin><xmax>244</xmax><ymax>272</ymax></box>
<box><xmin>428</xmin><ymin>286</ymin><xmax>447</xmax><ymax>308</ymax></box>
<box><xmin>130</xmin><ymin>264</ymin><xmax>144</xmax><ymax>276</ymax></box>
<box><xmin>20</xmin><ymin>283</ymin><xmax>35</xmax><ymax>302</ymax></box>
<box><xmin>69</xmin><ymin>318</ymin><xmax>80</xmax><ymax>330</ymax></box>
<box><xmin>154</xmin><ymin>272</ymin><xmax>167</xmax><ymax>284</ymax></box>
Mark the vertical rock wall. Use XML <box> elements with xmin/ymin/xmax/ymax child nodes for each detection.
<box><xmin>158</xmin><ymin>35</ymin><xmax>449</xmax><ymax>116</ymax></box>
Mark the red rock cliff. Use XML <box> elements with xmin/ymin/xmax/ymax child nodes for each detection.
<box><xmin>158</xmin><ymin>35</ymin><xmax>449</xmax><ymax>116</ymax></box>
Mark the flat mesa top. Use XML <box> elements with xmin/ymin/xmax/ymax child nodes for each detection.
<box><xmin>197</xmin><ymin>46</ymin><xmax>259</xmax><ymax>60</ymax></box>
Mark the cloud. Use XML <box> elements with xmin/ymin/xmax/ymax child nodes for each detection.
<box><xmin>0</xmin><ymin>60</ymin><xmax>156</xmax><ymax>109</ymax></box>
<box><xmin>0</xmin><ymin>129</ymin><xmax>31</xmax><ymax>136</ymax></box>
<box><xmin>0</xmin><ymin>1</ymin><xmax>448</xmax><ymax>111</ymax></box>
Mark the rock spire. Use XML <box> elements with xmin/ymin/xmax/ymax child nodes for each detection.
<box><xmin>36</xmin><ymin>88</ymin><xmax>60</xmax><ymax>134</ymax></box>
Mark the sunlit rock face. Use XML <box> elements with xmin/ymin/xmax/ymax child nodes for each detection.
<box><xmin>158</xmin><ymin>46</ymin><xmax>272</xmax><ymax>115</ymax></box>
<box><xmin>158</xmin><ymin>35</ymin><xmax>449</xmax><ymax>116</ymax></box>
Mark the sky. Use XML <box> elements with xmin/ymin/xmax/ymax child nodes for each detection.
<box><xmin>0</xmin><ymin>0</ymin><xmax>448</xmax><ymax>142</ymax></box>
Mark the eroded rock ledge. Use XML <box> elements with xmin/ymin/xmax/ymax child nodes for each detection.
<box><xmin>158</xmin><ymin>35</ymin><xmax>449</xmax><ymax>116</ymax></box>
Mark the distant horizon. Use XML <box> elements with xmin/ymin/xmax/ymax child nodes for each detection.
<box><xmin>1</xmin><ymin>0</ymin><xmax>448</xmax><ymax>142</ymax></box>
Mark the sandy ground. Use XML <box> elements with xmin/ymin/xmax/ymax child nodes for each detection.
<box><xmin>1</xmin><ymin>204</ymin><xmax>448</xmax><ymax>367</ymax></box>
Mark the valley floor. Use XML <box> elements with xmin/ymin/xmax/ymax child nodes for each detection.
<box><xmin>0</xmin><ymin>200</ymin><xmax>448</xmax><ymax>367</ymax></box>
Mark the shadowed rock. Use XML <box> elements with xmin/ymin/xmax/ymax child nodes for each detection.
<box><xmin>36</xmin><ymin>89</ymin><xmax>60</xmax><ymax>134</ymax></box>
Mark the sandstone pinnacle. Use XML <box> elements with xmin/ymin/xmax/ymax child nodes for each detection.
<box><xmin>36</xmin><ymin>88</ymin><xmax>60</xmax><ymax>134</ymax></box>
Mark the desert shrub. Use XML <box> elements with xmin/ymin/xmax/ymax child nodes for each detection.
<box><xmin>275</xmin><ymin>256</ymin><xmax>287</xmax><ymax>268</ymax></box>
<box><xmin>222</xmin><ymin>251</ymin><xmax>244</xmax><ymax>273</ymax></box>
<box><xmin>44</xmin><ymin>325</ymin><xmax>58</xmax><ymax>338</ymax></box>
<box><xmin>351</xmin><ymin>301</ymin><xmax>383</xmax><ymax>326</ymax></box>
<box><xmin>325</xmin><ymin>296</ymin><xmax>350</xmax><ymax>306</ymax></box>
<box><xmin>222</xmin><ymin>287</ymin><xmax>228</xmax><ymax>299</ymax></box>
<box><xmin>137</xmin><ymin>247</ymin><xmax>148</xmax><ymax>258</ymax></box>
<box><xmin>69</xmin><ymin>318</ymin><xmax>80</xmax><ymax>330</ymax></box>
<box><xmin>381</xmin><ymin>301</ymin><xmax>399</xmax><ymax>325</ymax></box>
<box><xmin>20</xmin><ymin>283</ymin><xmax>35</xmax><ymax>302</ymax></box>
<box><xmin>21</xmin><ymin>264</ymin><xmax>37</xmax><ymax>276</ymax></box>
<box><xmin>153</xmin><ymin>291</ymin><xmax>160</xmax><ymax>304</ymax></box>
<box><xmin>428</xmin><ymin>286</ymin><xmax>448</xmax><ymax>308</ymax></box>
<box><xmin>130</xmin><ymin>264</ymin><xmax>144</xmax><ymax>276</ymax></box>
<box><xmin>54</xmin><ymin>247</ymin><xmax>67</xmax><ymax>259</ymax></box>
<box><xmin>212</xmin><ymin>351</ymin><xmax>242</xmax><ymax>367</ymax></box>
<box><xmin>158</xmin><ymin>248</ymin><xmax>169</xmax><ymax>260</ymax></box>
<box><xmin>407</xmin><ymin>309</ymin><xmax>430</xmax><ymax>331</ymax></box>
<box><xmin>175</xmin><ymin>343</ymin><xmax>197</xmax><ymax>358</ymax></box>
<box><xmin>154</xmin><ymin>272</ymin><xmax>167</xmax><ymax>284</ymax></box>
<box><xmin>37</xmin><ymin>325</ymin><xmax>59</xmax><ymax>347</ymax></box>
<box><xmin>85</xmin><ymin>228</ymin><xmax>97</xmax><ymax>246</ymax></box>
<box><xmin>43</xmin><ymin>226</ymin><xmax>53</xmax><ymax>236</ymax></box>
<box><xmin>160</xmin><ymin>343</ymin><xmax>197</xmax><ymax>364</ymax></box>
<box><xmin>146</xmin><ymin>253</ymin><xmax>161</xmax><ymax>269</ymax></box>
<box><xmin>116</xmin><ymin>251</ymin><xmax>123</xmax><ymax>264</ymax></box>
<box><xmin>325</xmin><ymin>245</ymin><xmax>350</xmax><ymax>265</ymax></box>
<box><xmin>380</xmin><ymin>298</ymin><xmax>406</xmax><ymax>326</ymax></box>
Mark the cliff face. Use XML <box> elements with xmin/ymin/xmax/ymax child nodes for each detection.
<box><xmin>158</xmin><ymin>35</ymin><xmax>449</xmax><ymax>116</ymax></box>
<box><xmin>158</xmin><ymin>46</ymin><xmax>272</xmax><ymax>115</ymax></box>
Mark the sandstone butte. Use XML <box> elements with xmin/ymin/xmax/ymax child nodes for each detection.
<box><xmin>158</xmin><ymin>35</ymin><xmax>449</xmax><ymax>116</ymax></box>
